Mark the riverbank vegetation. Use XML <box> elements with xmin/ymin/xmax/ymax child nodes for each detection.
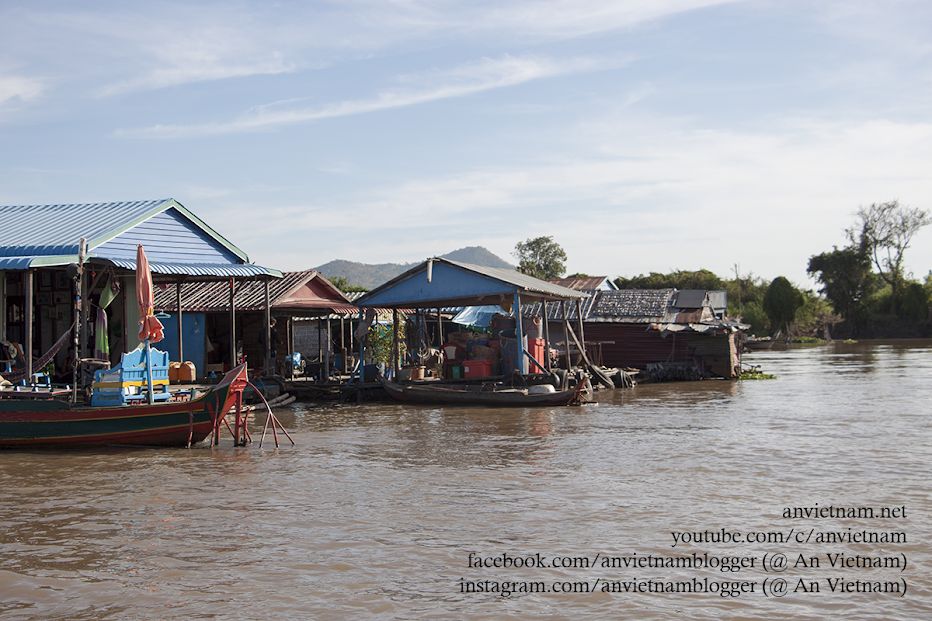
<box><xmin>615</xmin><ymin>201</ymin><xmax>931</xmax><ymax>340</ymax></box>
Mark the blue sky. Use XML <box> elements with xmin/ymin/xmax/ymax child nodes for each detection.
<box><xmin>2</xmin><ymin>0</ymin><xmax>930</xmax><ymax>288</ymax></box>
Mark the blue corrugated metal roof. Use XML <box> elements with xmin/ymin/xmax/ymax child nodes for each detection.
<box><xmin>0</xmin><ymin>198</ymin><xmax>281</xmax><ymax>278</ymax></box>
<box><xmin>357</xmin><ymin>258</ymin><xmax>586</xmax><ymax>309</ymax></box>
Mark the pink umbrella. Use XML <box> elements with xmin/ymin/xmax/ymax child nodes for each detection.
<box><xmin>136</xmin><ymin>245</ymin><xmax>164</xmax><ymax>343</ymax></box>
<box><xmin>136</xmin><ymin>245</ymin><xmax>164</xmax><ymax>404</ymax></box>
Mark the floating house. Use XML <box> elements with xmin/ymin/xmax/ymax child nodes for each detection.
<box><xmin>532</xmin><ymin>288</ymin><xmax>746</xmax><ymax>379</ymax></box>
<box><xmin>356</xmin><ymin>258</ymin><xmax>587</xmax><ymax>378</ymax></box>
<box><xmin>1</xmin><ymin>199</ymin><xmax>281</xmax><ymax>384</ymax></box>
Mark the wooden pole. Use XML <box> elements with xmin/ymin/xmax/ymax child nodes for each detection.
<box><xmin>340</xmin><ymin>315</ymin><xmax>346</xmax><ymax>374</ymax></box>
<box><xmin>514</xmin><ymin>292</ymin><xmax>526</xmax><ymax>375</ymax></box>
<box><xmin>561</xmin><ymin>301</ymin><xmax>570</xmax><ymax>370</ymax></box>
<box><xmin>264</xmin><ymin>279</ymin><xmax>271</xmax><ymax>375</ymax></box>
<box><xmin>392</xmin><ymin>309</ymin><xmax>399</xmax><ymax>376</ymax></box>
<box><xmin>576</xmin><ymin>298</ymin><xmax>587</xmax><ymax>366</ymax></box>
<box><xmin>324</xmin><ymin>317</ymin><xmax>331</xmax><ymax>380</ymax></box>
<box><xmin>176</xmin><ymin>281</ymin><xmax>183</xmax><ymax>365</ymax></box>
<box><xmin>229</xmin><ymin>278</ymin><xmax>236</xmax><ymax>370</ymax></box>
<box><xmin>288</xmin><ymin>317</ymin><xmax>294</xmax><ymax>377</ymax></box>
<box><xmin>24</xmin><ymin>269</ymin><xmax>34</xmax><ymax>384</ymax></box>
<box><xmin>541</xmin><ymin>298</ymin><xmax>551</xmax><ymax>373</ymax></box>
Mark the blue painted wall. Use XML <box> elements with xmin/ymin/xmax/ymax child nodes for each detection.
<box><xmin>158</xmin><ymin>312</ymin><xmax>206</xmax><ymax>376</ymax></box>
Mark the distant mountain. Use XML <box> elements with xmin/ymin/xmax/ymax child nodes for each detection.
<box><xmin>442</xmin><ymin>246</ymin><xmax>513</xmax><ymax>269</ymax></box>
<box><xmin>313</xmin><ymin>246</ymin><xmax>514</xmax><ymax>290</ymax></box>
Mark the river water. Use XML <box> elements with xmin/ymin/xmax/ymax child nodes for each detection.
<box><xmin>1</xmin><ymin>340</ymin><xmax>930</xmax><ymax>620</ymax></box>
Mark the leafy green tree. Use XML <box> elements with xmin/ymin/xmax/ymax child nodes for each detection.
<box><xmin>807</xmin><ymin>245</ymin><xmax>874</xmax><ymax>330</ymax></box>
<box><xmin>514</xmin><ymin>236</ymin><xmax>567</xmax><ymax>279</ymax></box>
<box><xmin>899</xmin><ymin>282</ymin><xmax>930</xmax><ymax>323</ymax></box>
<box><xmin>329</xmin><ymin>275</ymin><xmax>369</xmax><ymax>293</ymax></box>
<box><xmin>614</xmin><ymin>269</ymin><xmax>724</xmax><ymax>291</ymax></box>
<box><xmin>762</xmin><ymin>277</ymin><xmax>803</xmax><ymax>334</ymax></box>
<box><xmin>846</xmin><ymin>200</ymin><xmax>931</xmax><ymax>314</ymax></box>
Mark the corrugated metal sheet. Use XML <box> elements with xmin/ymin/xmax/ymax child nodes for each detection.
<box><xmin>576</xmin><ymin>323</ymin><xmax>694</xmax><ymax>369</ymax></box>
<box><xmin>106</xmin><ymin>259</ymin><xmax>279</xmax><ymax>280</ymax></box>
<box><xmin>522</xmin><ymin>290</ymin><xmax>600</xmax><ymax>321</ymax></box>
<box><xmin>547</xmin><ymin>276</ymin><xmax>615</xmax><ymax>291</ymax></box>
<box><xmin>589</xmin><ymin>289</ymin><xmax>675</xmax><ymax>321</ymax></box>
<box><xmin>357</xmin><ymin>258</ymin><xmax>586</xmax><ymax>309</ymax></box>
<box><xmin>153</xmin><ymin>270</ymin><xmax>349</xmax><ymax>313</ymax></box>
<box><xmin>0</xmin><ymin>199</ymin><xmax>168</xmax><ymax>256</ymax></box>
<box><xmin>671</xmin><ymin>289</ymin><xmax>708</xmax><ymax>309</ymax></box>
<box><xmin>0</xmin><ymin>198</ymin><xmax>280</xmax><ymax>279</ymax></box>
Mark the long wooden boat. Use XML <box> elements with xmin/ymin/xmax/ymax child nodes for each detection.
<box><xmin>379</xmin><ymin>377</ymin><xmax>590</xmax><ymax>407</ymax></box>
<box><xmin>0</xmin><ymin>364</ymin><xmax>248</xmax><ymax>448</ymax></box>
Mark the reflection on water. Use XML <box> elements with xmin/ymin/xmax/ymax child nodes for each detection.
<box><xmin>1</xmin><ymin>341</ymin><xmax>930</xmax><ymax>620</ymax></box>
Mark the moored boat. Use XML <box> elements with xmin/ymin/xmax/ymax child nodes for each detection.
<box><xmin>743</xmin><ymin>337</ymin><xmax>775</xmax><ymax>351</ymax></box>
<box><xmin>0</xmin><ymin>363</ymin><xmax>248</xmax><ymax>448</ymax></box>
<box><xmin>379</xmin><ymin>377</ymin><xmax>590</xmax><ymax>407</ymax></box>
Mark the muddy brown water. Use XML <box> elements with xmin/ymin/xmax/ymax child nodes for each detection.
<box><xmin>1</xmin><ymin>340</ymin><xmax>930</xmax><ymax>620</ymax></box>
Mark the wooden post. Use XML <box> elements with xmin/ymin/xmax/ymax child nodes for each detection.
<box><xmin>25</xmin><ymin>270</ymin><xmax>34</xmax><ymax>384</ymax></box>
<box><xmin>229</xmin><ymin>278</ymin><xmax>236</xmax><ymax>370</ymax></box>
<box><xmin>264</xmin><ymin>279</ymin><xmax>271</xmax><ymax>375</ymax></box>
<box><xmin>576</xmin><ymin>298</ymin><xmax>586</xmax><ymax>366</ymax></box>
<box><xmin>436</xmin><ymin>307</ymin><xmax>442</xmax><ymax>347</ymax></box>
<box><xmin>324</xmin><ymin>317</ymin><xmax>331</xmax><ymax>380</ymax></box>
<box><xmin>514</xmin><ymin>292</ymin><xmax>526</xmax><ymax>375</ymax></box>
<box><xmin>0</xmin><ymin>272</ymin><xmax>6</xmax><ymax>341</ymax></box>
<box><xmin>561</xmin><ymin>301</ymin><xmax>570</xmax><ymax>370</ymax></box>
<box><xmin>340</xmin><ymin>315</ymin><xmax>346</xmax><ymax>374</ymax></box>
<box><xmin>358</xmin><ymin>315</ymin><xmax>364</xmax><ymax>403</ymax></box>
<box><xmin>541</xmin><ymin>298</ymin><xmax>551</xmax><ymax>372</ymax></box>
<box><xmin>288</xmin><ymin>317</ymin><xmax>294</xmax><ymax>377</ymax></box>
<box><xmin>392</xmin><ymin>309</ymin><xmax>399</xmax><ymax>376</ymax></box>
<box><xmin>176</xmin><ymin>281</ymin><xmax>183</xmax><ymax>366</ymax></box>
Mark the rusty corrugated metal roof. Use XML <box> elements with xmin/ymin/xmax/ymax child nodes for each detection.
<box><xmin>153</xmin><ymin>270</ymin><xmax>352</xmax><ymax>314</ymax></box>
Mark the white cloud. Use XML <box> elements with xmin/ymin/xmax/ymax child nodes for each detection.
<box><xmin>0</xmin><ymin>73</ymin><xmax>46</xmax><ymax>112</ymax></box>
<box><xmin>243</xmin><ymin>114</ymin><xmax>932</xmax><ymax>286</ymax></box>
<box><xmin>115</xmin><ymin>54</ymin><xmax>621</xmax><ymax>138</ymax></box>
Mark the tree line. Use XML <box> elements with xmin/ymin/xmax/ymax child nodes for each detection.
<box><xmin>514</xmin><ymin>201</ymin><xmax>931</xmax><ymax>340</ymax></box>
<box><xmin>330</xmin><ymin>201</ymin><xmax>930</xmax><ymax>340</ymax></box>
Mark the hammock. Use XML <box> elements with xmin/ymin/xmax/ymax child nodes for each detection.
<box><xmin>1</xmin><ymin>321</ymin><xmax>75</xmax><ymax>383</ymax></box>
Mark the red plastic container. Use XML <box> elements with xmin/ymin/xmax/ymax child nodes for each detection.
<box><xmin>528</xmin><ymin>338</ymin><xmax>546</xmax><ymax>373</ymax></box>
<box><xmin>464</xmin><ymin>358</ymin><xmax>492</xmax><ymax>378</ymax></box>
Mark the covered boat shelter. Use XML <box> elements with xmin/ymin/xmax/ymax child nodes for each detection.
<box><xmin>0</xmin><ymin>199</ymin><xmax>282</xmax><ymax>387</ymax></box>
<box><xmin>355</xmin><ymin>258</ymin><xmax>587</xmax><ymax>379</ymax></box>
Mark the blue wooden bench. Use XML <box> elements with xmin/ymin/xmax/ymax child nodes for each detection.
<box><xmin>91</xmin><ymin>348</ymin><xmax>171</xmax><ymax>406</ymax></box>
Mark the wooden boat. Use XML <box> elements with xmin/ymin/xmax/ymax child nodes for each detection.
<box><xmin>743</xmin><ymin>337</ymin><xmax>775</xmax><ymax>351</ymax></box>
<box><xmin>0</xmin><ymin>363</ymin><xmax>248</xmax><ymax>448</ymax></box>
<box><xmin>379</xmin><ymin>377</ymin><xmax>590</xmax><ymax>407</ymax></box>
